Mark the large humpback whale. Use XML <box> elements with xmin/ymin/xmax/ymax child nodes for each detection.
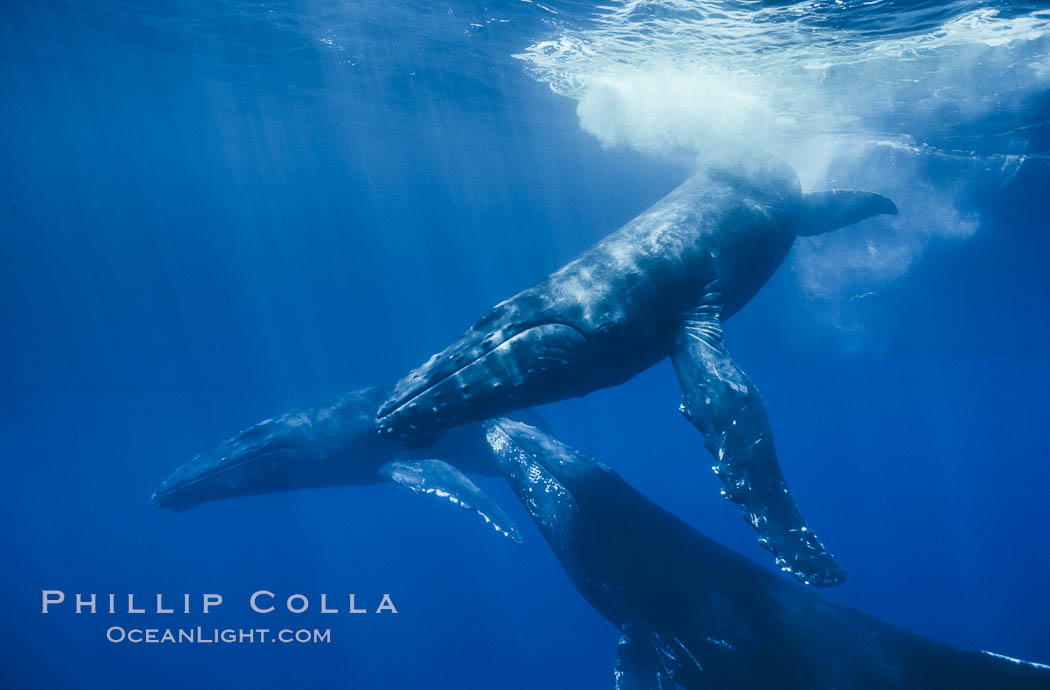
<box><xmin>486</xmin><ymin>419</ymin><xmax>1050</xmax><ymax>690</ymax></box>
<box><xmin>377</xmin><ymin>154</ymin><xmax>898</xmax><ymax>586</ymax></box>
<box><xmin>152</xmin><ymin>385</ymin><xmax>546</xmax><ymax>542</ymax></box>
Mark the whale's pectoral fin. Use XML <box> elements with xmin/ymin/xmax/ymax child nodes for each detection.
<box><xmin>614</xmin><ymin>629</ymin><xmax>678</xmax><ymax>690</ymax></box>
<box><xmin>796</xmin><ymin>189</ymin><xmax>898</xmax><ymax>236</ymax></box>
<box><xmin>378</xmin><ymin>459</ymin><xmax>523</xmax><ymax>543</ymax></box>
<box><xmin>670</xmin><ymin>283</ymin><xmax>844</xmax><ymax>586</ymax></box>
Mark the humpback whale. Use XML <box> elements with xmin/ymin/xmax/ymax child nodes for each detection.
<box><xmin>377</xmin><ymin>154</ymin><xmax>898</xmax><ymax>586</ymax></box>
<box><xmin>486</xmin><ymin>419</ymin><xmax>1050</xmax><ymax>690</ymax></box>
<box><xmin>152</xmin><ymin>385</ymin><xmax>544</xmax><ymax>542</ymax></box>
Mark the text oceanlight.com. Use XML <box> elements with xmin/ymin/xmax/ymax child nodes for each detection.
<box><xmin>105</xmin><ymin>627</ymin><xmax>332</xmax><ymax>644</ymax></box>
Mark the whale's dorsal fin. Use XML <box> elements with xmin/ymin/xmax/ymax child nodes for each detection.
<box><xmin>670</xmin><ymin>281</ymin><xmax>845</xmax><ymax>586</ymax></box>
<box><xmin>379</xmin><ymin>459</ymin><xmax>523</xmax><ymax>543</ymax></box>
<box><xmin>796</xmin><ymin>189</ymin><xmax>898</xmax><ymax>236</ymax></box>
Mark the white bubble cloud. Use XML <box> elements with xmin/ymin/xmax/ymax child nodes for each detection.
<box><xmin>515</xmin><ymin>1</ymin><xmax>1049</xmax><ymax>335</ymax></box>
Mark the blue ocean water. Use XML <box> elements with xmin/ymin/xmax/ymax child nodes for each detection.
<box><xmin>1</xmin><ymin>0</ymin><xmax>1049</xmax><ymax>687</ymax></box>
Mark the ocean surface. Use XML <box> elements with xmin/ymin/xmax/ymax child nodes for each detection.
<box><xmin>2</xmin><ymin>0</ymin><xmax>1049</xmax><ymax>687</ymax></box>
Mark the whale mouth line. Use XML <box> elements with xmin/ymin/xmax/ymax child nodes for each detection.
<box><xmin>377</xmin><ymin>319</ymin><xmax>589</xmax><ymax>424</ymax></box>
<box><xmin>152</xmin><ymin>448</ymin><xmax>306</xmax><ymax>508</ymax></box>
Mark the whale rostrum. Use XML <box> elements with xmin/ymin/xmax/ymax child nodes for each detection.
<box><xmin>152</xmin><ymin>385</ymin><xmax>554</xmax><ymax>543</ymax></box>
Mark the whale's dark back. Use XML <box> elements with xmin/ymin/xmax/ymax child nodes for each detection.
<box><xmin>564</xmin><ymin>464</ymin><xmax>1050</xmax><ymax>690</ymax></box>
<box><xmin>521</xmin><ymin>155</ymin><xmax>802</xmax><ymax>347</ymax></box>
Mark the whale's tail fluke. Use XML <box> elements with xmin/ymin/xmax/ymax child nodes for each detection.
<box><xmin>796</xmin><ymin>189</ymin><xmax>898</xmax><ymax>236</ymax></box>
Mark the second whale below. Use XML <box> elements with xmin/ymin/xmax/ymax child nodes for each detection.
<box><xmin>486</xmin><ymin>419</ymin><xmax>1050</xmax><ymax>690</ymax></box>
<box><xmin>152</xmin><ymin>385</ymin><xmax>548</xmax><ymax>542</ymax></box>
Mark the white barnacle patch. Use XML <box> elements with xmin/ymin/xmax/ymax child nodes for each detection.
<box><xmin>527</xmin><ymin>464</ymin><xmax>543</xmax><ymax>484</ymax></box>
<box><xmin>287</xmin><ymin>412</ymin><xmax>312</xmax><ymax>428</ymax></box>
<box><xmin>486</xmin><ymin>428</ymin><xmax>509</xmax><ymax>453</ymax></box>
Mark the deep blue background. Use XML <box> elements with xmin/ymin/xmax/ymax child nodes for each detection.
<box><xmin>1</xmin><ymin>1</ymin><xmax>1048</xmax><ymax>688</ymax></box>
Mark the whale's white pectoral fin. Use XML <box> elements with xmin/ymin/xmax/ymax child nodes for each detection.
<box><xmin>614</xmin><ymin>630</ymin><xmax>677</xmax><ymax>690</ymax></box>
<box><xmin>670</xmin><ymin>282</ymin><xmax>845</xmax><ymax>587</ymax></box>
<box><xmin>796</xmin><ymin>189</ymin><xmax>898</xmax><ymax>236</ymax></box>
<box><xmin>378</xmin><ymin>459</ymin><xmax>523</xmax><ymax>543</ymax></box>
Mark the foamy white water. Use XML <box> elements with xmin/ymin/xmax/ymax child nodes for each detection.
<box><xmin>517</xmin><ymin>1</ymin><xmax>1050</xmax><ymax>158</ymax></box>
<box><xmin>516</xmin><ymin>1</ymin><xmax>1050</xmax><ymax>336</ymax></box>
